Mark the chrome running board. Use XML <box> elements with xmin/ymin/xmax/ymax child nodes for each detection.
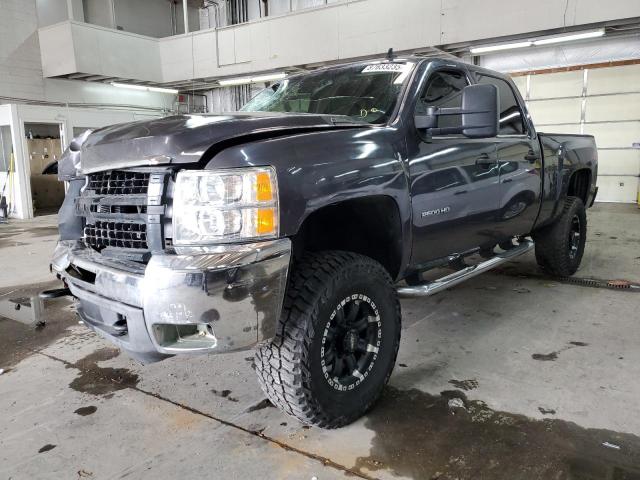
<box><xmin>397</xmin><ymin>240</ymin><xmax>534</xmax><ymax>298</ymax></box>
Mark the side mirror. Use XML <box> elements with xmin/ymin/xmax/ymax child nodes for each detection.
<box><xmin>414</xmin><ymin>83</ymin><xmax>499</xmax><ymax>139</ymax></box>
<box><xmin>414</xmin><ymin>108</ymin><xmax>437</xmax><ymax>130</ymax></box>
<box><xmin>461</xmin><ymin>83</ymin><xmax>498</xmax><ymax>138</ymax></box>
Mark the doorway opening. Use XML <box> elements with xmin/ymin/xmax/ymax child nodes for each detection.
<box><xmin>0</xmin><ymin>125</ymin><xmax>15</xmax><ymax>221</ymax></box>
<box><xmin>24</xmin><ymin>122</ymin><xmax>65</xmax><ymax>216</ymax></box>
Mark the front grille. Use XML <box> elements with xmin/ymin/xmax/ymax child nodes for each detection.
<box><xmin>84</xmin><ymin>220</ymin><xmax>148</xmax><ymax>250</ymax></box>
<box><xmin>87</xmin><ymin>171</ymin><xmax>150</xmax><ymax>195</ymax></box>
<box><xmin>89</xmin><ymin>204</ymin><xmax>148</xmax><ymax>215</ymax></box>
<box><xmin>80</xmin><ymin>169</ymin><xmax>168</xmax><ymax>258</ymax></box>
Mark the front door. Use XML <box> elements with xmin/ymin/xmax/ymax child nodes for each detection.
<box><xmin>407</xmin><ymin>68</ymin><xmax>502</xmax><ymax>266</ymax></box>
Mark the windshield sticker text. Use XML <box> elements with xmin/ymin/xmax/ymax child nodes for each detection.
<box><xmin>362</xmin><ymin>64</ymin><xmax>407</xmax><ymax>73</ymax></box>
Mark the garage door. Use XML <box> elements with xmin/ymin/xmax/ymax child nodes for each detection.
<box><xmin>512</xmin><ymin>64</ymin><xmax>640</xmax><ymax>203</ymax></box>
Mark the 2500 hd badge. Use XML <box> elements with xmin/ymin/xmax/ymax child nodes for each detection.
<box><xmin>422</xmin><ymin>206</ymin><xmax>451</xmax><ymax>217</ymax></box>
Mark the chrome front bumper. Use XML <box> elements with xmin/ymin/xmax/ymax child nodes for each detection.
<box><xmin>52</xmin><ymin>239</ymin><xmax>291</xmax><ymax>363</ymax></box>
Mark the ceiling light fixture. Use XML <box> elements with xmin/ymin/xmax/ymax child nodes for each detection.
<box><xmin>148</xmin><ymin>86</ymin><xmax>181</xmax><ymax>94</ymax></box>
<box><xmin>111</xmin><ymin>82</ymin><xmax>147</xmax><ymax>91</ymax></box>
<box><xmin>250</xmin><ymin>72</ymin><xmax>287</xmax><ymax>83</ymax></box>
<box><xmin>470</xmin><ymin>41</ymin><xmax>533</xmax><ymax>54</ymax></box>
<box><xmin>111</xmin><ymin>82</ymin><xmax>178</xmax><ymax>94</ymax></box>
<box><xmin>218</xmin><ymin>77</ymin><xmax>252</xmax><ymax>86</ymax></box>
<box><xmin>218</xmin><ymin>72</ymin><xmax>287</xmax><ymax>86</ymax></box>
<box><xmin>471</xmin><ymin>28</ymin><xmax>606</xmax><ymax>54</ymax></box>
<box><xmin>532</xmin><ymin>29</ymin><xmax>605</xmax><ymax>46</ymax></box>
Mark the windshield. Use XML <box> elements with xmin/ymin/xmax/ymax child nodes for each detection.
<box><xmin>241</xmin><ymin>62</ymin><xmax>415</xmax><ymax>124</ymax></box>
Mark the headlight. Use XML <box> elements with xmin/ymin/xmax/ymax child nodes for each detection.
<box><xmin>173</xmin><ymin>167</ymin><xmax>278</xmax><ymax>245</ymax></box>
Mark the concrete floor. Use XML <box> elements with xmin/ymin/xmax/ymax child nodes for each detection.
<box><xmin>1</xmin><ymin>203</ymin><xmax>639</xmax><ymax>480</ymax></box>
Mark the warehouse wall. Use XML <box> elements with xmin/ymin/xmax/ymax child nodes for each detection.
<box><xmin>482</xmin><ymin>36</ymin><xmax>640</xmax><ymax>73</ymax></box>
<box><xmin>482</xmin><ymin>36</ymin><xmax>640</xmax><ymax>204</ymax></box>
<box><xmin>0</xmin><ymin>0</ymin><xmax>178</xmax><ymax>220</ymax></box>
<box><xmin>42</xmin><ymin>0</ymin><xmax>640</xmax><ymax>84</ymax></box>
<box><xmin>113</xmin><ymin>0</ymin><xmax>174</xmax><ymax>37</ymax></box>
<box><xmin>1</xmin><ymin>0</ymin><xmax>175</xmax><ymax>111</ymax></box>
<box><xmin>82</xmin><ymin>0</ymin><xmax>114</xmax><ymax>28</ymax></box>
<box><xmin>82</xmin><ymin>0</ymin><xmax>201</xmax><ymax>36</ymax></box>
<box><xmin>511</xmin><ymin>65</ymin><xmax>640</xmax><ymax>204</ymax></box>
<box><xmin>0</xmin><ymin>0</ymin><xmax>46</xmax><ymax>100</ymax></box>
<box><xmin>36</xmin><ymin>0</ymin><xmax>69</xmax><ymax>27</ymax></box>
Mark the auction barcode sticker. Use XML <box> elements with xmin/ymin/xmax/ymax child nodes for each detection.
<box><xmin>362</xmin><ymin>64</ymin><xmax>407</xmax><ymax>73</ymax></box>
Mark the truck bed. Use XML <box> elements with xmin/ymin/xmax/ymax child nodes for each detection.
<box><xmin>535</xmin><ymin>132</ymin><xmax>598</xmax><ymax>228</ymax></box>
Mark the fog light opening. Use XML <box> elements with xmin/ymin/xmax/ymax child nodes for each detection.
<box><xmin>153</xmin><ymin>323</ymin><xmax>217</xmax><ymax>351</ymax></box>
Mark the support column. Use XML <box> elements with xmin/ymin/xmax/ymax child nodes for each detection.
<box><xmin>183</xmin><ymin>0</ymin><xmax>189</xmax><ymax>34</ymax></box>
<box><xmin>66</xmin><ymin>0</ymin><xmax>84</xmax><ymax>21</ymax></box>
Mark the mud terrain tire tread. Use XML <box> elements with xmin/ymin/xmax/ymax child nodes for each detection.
<box><xmin>533</xmin><ymin>196</ymin><xmax>587</xmax><ymax>277</ymax></box>
<box><xmin>254</xmin><ymin>250</ymin><xmax>400</xmax><ymax>428</ymax></box>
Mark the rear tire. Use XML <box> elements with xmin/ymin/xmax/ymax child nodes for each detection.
<box><xmin>254</xmin><ymin>251</ymin><xmax>401</xmax><ymax>428</ymax></box>
<box><xmin>532</xmin><ymin>196</ymin><xmax>587</xmax><ymax>277</ymax></box>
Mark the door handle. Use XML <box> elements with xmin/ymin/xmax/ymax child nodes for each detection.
<box><xmin>502</xmin><ymin>178</ymin><xmax>513</xmax><ymax>183</ymax></box>
<box><xmin>524</xmin><ymin>150</ymin><xmax>539</xmax><ymax>163</ymax></box>
<box><xmin>475</xmin><ymin>153</ymin><xmax>495</xmax><ymax>169</ymax></box>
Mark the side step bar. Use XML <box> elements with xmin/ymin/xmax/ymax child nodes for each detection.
<box><xmin>397</xmin><ymin>240</ymin><xmax>534</xmax><ymax>298</ymax></box>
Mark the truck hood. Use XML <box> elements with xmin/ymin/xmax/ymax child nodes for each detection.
<box><xmin>76</xmin><ymin>112</ymin><xmax>368</xmax><ymax>174</ymax></box>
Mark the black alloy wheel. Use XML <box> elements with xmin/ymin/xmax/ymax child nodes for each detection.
<box><xmin>320</xmin><ymin>294</ymin><xmax>382</xmax><ymax>391</ymax></box>
<box><xmin>568</xmin><ymin>214</ymin><xmax>581</xmax><ymax>260</ymax></box>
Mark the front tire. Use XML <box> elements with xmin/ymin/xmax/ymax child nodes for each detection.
<box><xmin>533</xmin><ymin>196</ymin><xmax>587</xmax><ymax>276</ymax></box>
<box><xmin>254</xmin><ymin>251</ymin><xmax>401</xmax><ymax>428</ymax></box>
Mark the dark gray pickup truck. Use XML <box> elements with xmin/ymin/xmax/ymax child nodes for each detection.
<box><xmin>50</xmin><ymin>57</ymin><xmax>597</xmax><ymax>427</ymax></box>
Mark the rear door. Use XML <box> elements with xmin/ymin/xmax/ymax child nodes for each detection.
<box><xmin>474</xmin><ymin>73</ymin><xmax>542</xmax><ymax>239</ymax></box>
<box><xmin>406</xmin><ymin>68</ymin><xmax>501</xmax><ymax>265</ymax></box>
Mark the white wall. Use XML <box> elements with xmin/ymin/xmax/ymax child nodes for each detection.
<box><xmin>481</xmin><ymin>36</ymin><xmax>640</xmax><ymax>73</ymax></box>
<box><xmin>82</xmin><ymin>0</ymin><xmax>200</xmax><ymax>37</ymax></box>
<box><xmin>82</xmin><ymin>0</ymin><xmax>114</xmax><ymax>28</ymax></box>
<box><xmin>0</xmin><ymin>0</ymin><xmax>45</xmax><ymax>100</ymax></box>
<box><xmin>36</xmin><ymin>0</ymin><xmax>69</xmax><ymax>27</ymax></box>
<box><xmin>1</xmin><ymin>0</ymin><xmax>176</xmax><ymax>220</ymax></box>
<box><xmin>2</xmin><ymin>0</ymin><xmax>175</xmax><ymax>112</ymax></box>
<box><xmin>113</xmin><ymin>0</ymin><xmax>173</xmax><ymax>37</ymax></box>
<box><xmin>156</xmin><ymin>0</ymin><xmax>443</xmax><ymax>82</ymax></box>
<box><xmin>38</xmin><ymin>21</ymin><xmax>165</xmax><ymax>82</ymax></box>
<box><xmin>40</xmin><ymin>0</ymin><xmax>640</xmax><ymax>85</ymax></box>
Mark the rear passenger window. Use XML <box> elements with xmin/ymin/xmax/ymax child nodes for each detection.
<box><xmin>476</xmin><ymin>74</ymin><xmax>526</xmax><ymax>135</ymax></box>
<box><xmin>417</xmin><ymin>70</ymin><xmax>468</xmax><ymax>129</ymax></box>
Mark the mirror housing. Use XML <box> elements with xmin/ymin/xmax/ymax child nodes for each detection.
<box><xmin>461</xmin><ymin>83</ymin><xmax>499</xmax><ymax>138</ymax></box>
<box><xmin>414</xmin><ymin>83</ymin><xmax>499</xmax><ymax>139</ymax></box>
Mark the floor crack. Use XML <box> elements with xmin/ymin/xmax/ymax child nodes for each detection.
<box><xmin>36</xmin><ymin>350</ymin><xmax>375</xmax><ymax>480</ymax></box>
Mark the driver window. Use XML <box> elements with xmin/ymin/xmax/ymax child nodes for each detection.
<box><xmin>417</xmin><ymin>70</ymin><xmax>469</xmax><ymax>129</ymax></box>
<box><xmin>476</xmin><ymin>74</ymin><xmax>526</xmax><ymax>135</ymax></box>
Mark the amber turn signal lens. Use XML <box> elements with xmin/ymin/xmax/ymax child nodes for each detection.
<box><xmin>255</xmin><ymin>172</ymin><xmax>274</xmax><ymax>202</ymax></box>
<box><xmin>256</xmin><ymin>208</ymin><xmax>276</xmax><ymax>235</ymax></box>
